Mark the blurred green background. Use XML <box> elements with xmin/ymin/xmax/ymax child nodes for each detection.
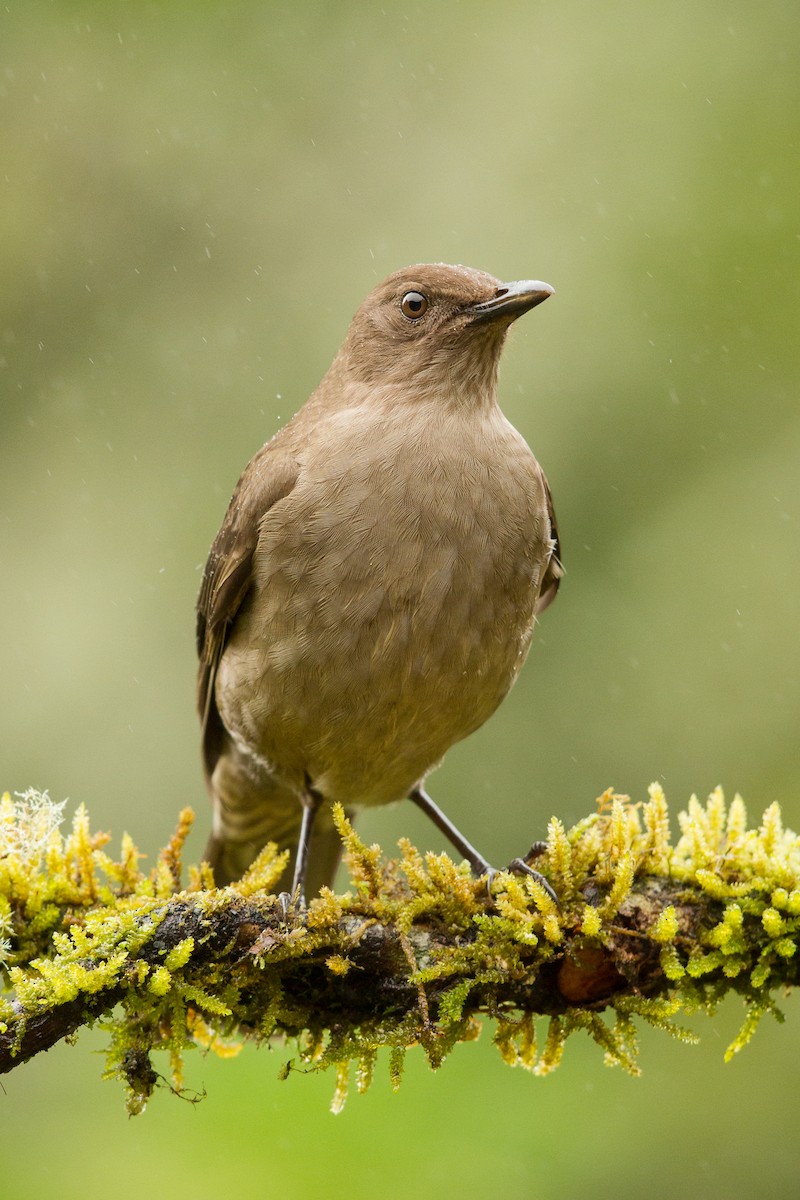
<box><xmin>2</xmin><ymin>2</ymin><xmax>798</xmax><ymax>1196</ymax></box>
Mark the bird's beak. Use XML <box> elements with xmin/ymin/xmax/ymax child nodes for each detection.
<box><xmin>468</xmin><ymin>279</ymin><xmax>555</xmax><ymax>324</ymax></box>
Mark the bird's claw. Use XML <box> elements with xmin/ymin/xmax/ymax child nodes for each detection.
<box><xmin>276</xmin><ymin>889</ymin><xmax>307</xmax><ymax>922</ymax></box>
<box><xmin>507</xmin><ymin>857</ymin><xmax>560</xmax><ymax>906</ymax></box>
<box><xmin>483</xmin><ymin>856</ymin><xmax>559</xmax><ymax>908</ymax></box>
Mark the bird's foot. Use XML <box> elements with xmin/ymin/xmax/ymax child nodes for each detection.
<box><xmin>484</xmin><ymin>846</ymin><xmax>559</xmax><ymax>908</ymax></box>
<box><xmin>506</xmin><ymin>858</ymin><xmax>559</xmax><ymax>906</ymax></box>
<box><xmin>406</xmin><ymin>785</ymin><xmax>558</xmax><ymax>905</ymax></box>
<box><xmin>276</xmin><ymin>889</ymin><xmax>307</xmax><ymax>923</ymax></box>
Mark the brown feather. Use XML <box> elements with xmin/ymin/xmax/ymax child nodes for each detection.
<box><xmin>196</xmin><ymin>446</ymin><xmax>298</xmax><ymax>778</ymax></box>
<box><xmin>195</xmin><ymin>264</ymin><xmax>561</xmax><ymax>893</ymax></box>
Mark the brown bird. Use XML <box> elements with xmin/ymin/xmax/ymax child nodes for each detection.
<box><xmin>197</xmin><ymin>263</ymin><xmax>561</xmax><ymax>900</ymax></box>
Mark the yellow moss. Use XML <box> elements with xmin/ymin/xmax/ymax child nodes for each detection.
<box><xmin>3</xmin><ymin>784</ymin><xmax>800</xmax><ymax>1113</ymax></box>
<box><xmin>333</xmin><ymin>804</ymin><xmax>384</xmax><ymax>900</ymax></box>
<box><xmin>330</xmin><ymin>1061</ymin><xmax>350</xmax><ymax>1114</ymax></box>
<box><xmin>566</xmin><ymin>812</ymin><xmax>602</xmax><ymax>880</ymax></box>
<box><xmin>694</xmin><ymin>869</ymin><xmax>754</xmax><ymax>900</ymax></box>
<box><xmin>533</xmin><ymin>1016</ymin><xmax>567</xmax><ymax>1076</ymax></box>
<box><xmin>515</xmin><ymin>1013</ymin><xmax>537</xmax><ymax>1070</ymax></box>
<box><xmin>187</xmin><ymin>861</ymin><xmax>216</xmax><ymax>892</ymax></box>
<box><xmin>538</xmin><ymin>913</ymin><xmax>560</xmax><ymax>944</ymax></box>
<box><xmin>615</xmin><ymin>994</ymin><xmax>698</xmax><ymax>1045</ymax></box>
<box><xmin>187</xmin><ymin>1010</ymin><xmax>242</xmax><ymax>1059</ymax></box>
<box><xmin>545</xmin><ymin>817</ymin><xmax>574</xmax><ymax>893</ymax></box>
<box><xmin>66</xmin><ymin>805</ymin><xmax>97</xmax><ymax>906</ymax></box>
<box><xmin>388</xmin><ymin>1046</ymin><xmax>405</xmax><ymax>1091</ymax></box>
<box><xmin>12</xmin><ymin>950</ymin><xmax>129</xmax><ymax>1007</ymax></box>
<box><xmin>148</xmin><ymin>967</ymin><xmax>172</xmax><ymax>995</ymax></box>
<box><xmin>642</xmin><ymin>782</ymin><xmax>671</xmax><ymax>872</ymax></box>
<box><xmin>761</xmin><ymin>908</ymin><xmax>786</xmax><ymax>937</ymax></box>
<box><xmin>660</xmin><ymin>945</ymin><xmax>686</xmax><ymax>980</ymax></box>
<box><xmin>580</xmin><ymin>905</ymin><xmax>602</xmax><ymax>938</ymax></box>
<box><xmin>759</xmin><ymin>804</ymin><xmax>784</xmax><ymax>858</ymax></box>
<box><xmin>178</xmin><ymin>983</ymin><xmax>232</xmax><ymax>1015</ymax></box>
<box><xmin>306</xmin><ymin>887</ymin><xmax>346</xmax><ymax>928</ymax></box>
<box><xmin>494</xmin><ymin>1011</ymin><xmax>537</xmax><ymax>1069</ymax></box>
<box><xmin>602</xmin><ymin>850</ymin><xmax>636</xmax><ymax>918</ymax></box>
<box><xmin>726</xmin><ymin>794</ymin><xmax>748</xmax><ymax>840</ymax></box>
<box><xmin>325</xmin><ymin>955</ymin><xmax>351</xmax><ymax>976</ymax></box>
<box><xmin>232</xmin><ymin>842</ymin><xmax>289</xmax><ymax>897</ymax></box>
<box><xmin>725</xmin><ymin>998</ymin><xmax>778</xmax><ymax>1061</ymax></box>
<box><xmin>608</xmin><ymin>794</ymin><xmax>635</xmax><ymax>867</ymax></box>
<box><xmin>434</xmin><ymin>978</ymin><xmax>472</xmax><ymax>1026</ymax></box>
<box><xmin>355</xmin><ymin>1048</ymin><xmax>377</xmax><ymax>1095</ymax></box>
<box><xmin>165</xmin><ymin>937</ymin><xmax>195</xmax><ymax>971</ymax></box>
<box><xmin>651</xmin><ymin>905</ymin><xmax>679</xmax><ymax>944</ymax></box>
<box><xmin>157</xmin><ymin>807</ymin><xmax>195</xmax><ymax>893</ymax></box>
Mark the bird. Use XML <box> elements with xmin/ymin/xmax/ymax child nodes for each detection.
<box><xmin>196</xmin><ymin>263</ymin><xmax>561</xmax><ymax>901</ymax></box>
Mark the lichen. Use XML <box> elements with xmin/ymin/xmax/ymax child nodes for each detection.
<box><xmin>1</xmin><ymin>784</ymin><xmax>799</xmax><ymax>1113</ymax></box>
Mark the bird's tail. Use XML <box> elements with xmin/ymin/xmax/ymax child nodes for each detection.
<box><xmin>204</xmin><ymin>744</ymin><xmax>345</xmax><ymax>893</ymax></box>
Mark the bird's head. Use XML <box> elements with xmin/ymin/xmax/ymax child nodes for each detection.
<box><xmin>335</xmin><ymin>263</ymin><xmax>554</xmax><ymax>401</ymax></box>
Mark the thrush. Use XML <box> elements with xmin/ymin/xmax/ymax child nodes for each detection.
<box><xmin>197</xmin><ymin>263</ymin><xmax>561</xmax><ymax>899</ymax></box>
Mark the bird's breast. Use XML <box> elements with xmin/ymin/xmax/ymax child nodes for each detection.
<box><xmin>216</xmin><ymin>407</ymin><xmax>552</xmax><ymax>805</ymax></box>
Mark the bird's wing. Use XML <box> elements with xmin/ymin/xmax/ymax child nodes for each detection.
<box><xmin>535</xmin><ymin>470</ymin><xmax>563</xmax><ymax>614</ymax></box>
<box><xmin>196</xmin><ymin>440</ymin><xmax>299</xmax><ymax>778</ymax></box>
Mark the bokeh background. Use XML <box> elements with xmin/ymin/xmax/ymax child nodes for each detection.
<box><xmin>2</xmin><ymin>2</ymin><xmax>798</xmax><ymax>1196</ymax></box>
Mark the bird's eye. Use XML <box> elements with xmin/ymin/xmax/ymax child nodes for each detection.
<box><xmin>400</xmin><ymin>291</ymin><xmax>429</xmax><ymax>319</ymax></box>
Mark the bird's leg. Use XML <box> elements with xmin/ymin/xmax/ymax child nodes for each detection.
<box><xmin>409</xmin><ymin>786</ymin><xmax>492</xmax><ymax>874</ymax></box>
<box><xmin>408</xmin><ymin>786</ymin><xmax>558</xmax><ymax>905</ymax></box>
<box><xmin>282</xmin><ymin>784</ymin><xmax>323</xmax><ymax>912</ymax></box>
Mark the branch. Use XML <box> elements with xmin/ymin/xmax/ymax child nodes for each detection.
<box><xmin>1</xmin><ymin>786</ymin><xmax>798</xmax><ymax>1112</ymax></box>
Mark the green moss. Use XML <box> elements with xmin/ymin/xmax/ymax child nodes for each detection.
<box><xmin>1</xmin><ymin>784</ymin><xmax>799</xmax><ymax>1112</ymax></box>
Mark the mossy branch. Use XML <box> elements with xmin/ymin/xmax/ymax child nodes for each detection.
<box><xmin>1</xmin><ymin>786</ymin><xmax>799</xmax><ymax>1113</ymax></box>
